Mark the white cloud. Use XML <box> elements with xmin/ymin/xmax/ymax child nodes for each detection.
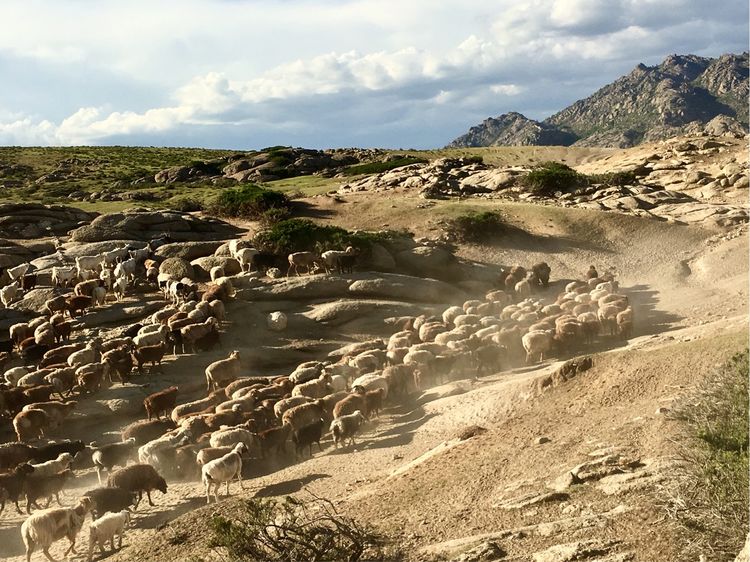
<box><xmin>0</xmin><ymin>0</ymin><xmax>745</xmax><ymax>148</ymax></box>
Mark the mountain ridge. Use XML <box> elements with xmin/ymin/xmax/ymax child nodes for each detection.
<box><xmin>448</xmin><ymin>52</ymin><xmax>749</xmax><ymax>148</ymax></box>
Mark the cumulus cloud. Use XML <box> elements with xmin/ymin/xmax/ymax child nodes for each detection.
<box><xmin>0</xmin><ymin>0</ymin><xmax>745</xmax><ymax>148</ymax></box>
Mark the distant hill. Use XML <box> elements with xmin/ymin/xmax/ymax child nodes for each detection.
<box><xmin>448</xmin><ymin>52</ymin><xmax>749</xmax><ymax>148</ymax></box>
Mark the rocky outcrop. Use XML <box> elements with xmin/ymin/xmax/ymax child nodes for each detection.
<box><xmin>159</xmin><ymin>257</ymin><xmax>194</xmax><ymax>280</ymax></box>
<box><xmin>154</xmin><ymin>241</ymin><xmax>225</xmax><ymax>261</ymax></box>
<box><xmin>0</xmin><ymin>203</ymin><xmax>95</xmax><ymax>239</ymax></box>
<box><xmin>449</xmin><ymin>52</ymin><xmax>748</xmax><ymax>148</ymax></box>
<box><xmin>68</xmin><ymin>210</ymin><xmax>242</xmax><ymax>243</ymax></box>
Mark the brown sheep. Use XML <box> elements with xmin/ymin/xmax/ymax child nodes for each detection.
<box><xmin>66</xmin><ymin>295</ymin><xmax>92</xmax><ymax>318</ymax></box>
<box><xmin>332</xmin><ymin>392</ymin><xmax>369</xmax><ymax>419</ymax></box>
<box><xmin>133</xmin><ymin>341</ymin><xmax>169</xmax><ymax>374</ymax></box>
<box><xmin>281</xmin><ymin>401</ymin><xmax>326</xmax><ymax>433</ymax></box>
<box><xmin>14</xmin><ymin>409</ymin><xmax>54</xmax><ymax>442</ymax></box>
<box><xmin>143</xmin><ymin>386</ymin><xmax>178</xmax><ymax>421</ymax></box>
<box><xmin>107</xmin><ymin>464</ymin><xmax>167</xmax><ymax>507</ymax></box>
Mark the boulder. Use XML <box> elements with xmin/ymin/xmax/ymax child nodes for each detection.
<box><xmin>98</xmin><ymin>385</ymin><xmax>151</xmax><ymax>415</ymax></box>
<box><xmin>235</xmin><ymin>275</ymin><xmax>351</xmax><ymax>301</ymax></box>
<box><xmin>155</xmin><ymin>241</ymin><xmax>225</xmax><ymax>261</ymax></box>
<box><xmin>9</xmin><ymin>288</ymin><xmax>69</xmax><ymax>315</ymax></box>
<box><xmin>267</xmin><ymin>311</ymin><xmax>288</xmax><ymax>331</ymax></box>
<box><xmin>0</xmin><ymin>307</ymin><xmax>30</xmax><ymax>331</ymax></box>
<box><xmin>190</xmin><ymin>256</ymin><xmax>242</xmax><ymax>280</ymax></box>
<box><xmin>304</xmin><ymin>299</ymin><xmax>427</xmax><ymax>327</ymax></box>
<box><xmin>394</xmin><ymin>246</ymin><xmax>460</xmax><ymax>280</ymax></box>
<box><xmin>159</xmin><ymin>258</ymin><xmax>194</xmax><ymax>280</ymax></box>
<box><xmin>61</xmin><ymin>240</ymin><xmax>146</xmax><ymax>260</ymax></box>
<box><xmin>348</xmin><ymin>273</ymin><xmax>466</xmax><ymax>303</ymax></box>
<box><xmin>364</xmin><ymin>243</ymin><xmax>396</xmax><ymax>272</ymax></box>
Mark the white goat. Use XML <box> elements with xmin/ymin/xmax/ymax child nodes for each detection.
<box><xmin>202</xmin><ymin>442</ymin><xmax>246</xmax><ymax>503</ymax></box>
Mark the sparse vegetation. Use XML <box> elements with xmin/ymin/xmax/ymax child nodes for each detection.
<box><xmin>522</xmin><ymin>161</ymin><xmax>587</xmax><ymax>195</ymax></box>
<box><xmin>342</xmin><ymin>156</ymin><xmax>427</xmax><ymax>176</ymax></box>
<box><xmin>207</xmin><ymin>184</ymin><xmax>291</xmax><ymax>219</ymax></box>
<box><xmin>254</xmin><ymin>218</ymin><xmax>398</xmax><ymax>255</ymax></box>
<box><xmin>670</xmin><ymin>349</ymin><xmax>749</xmax><ymax>559</ymax></box>
<box><xmin>444</xmin><ymin>211</ymin><xmax>512</xmax><ymax>243</ymax></box>
<box><xmin>587</xmin><ymin>170</ymin><xmax>638</xmax><ymax>186</ymax></box>
<box><xmin>209</xmin><ymin>495</ymin><xmax>383</xmax><ymax>562</ymax></box>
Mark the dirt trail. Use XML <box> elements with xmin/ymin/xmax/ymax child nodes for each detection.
<box><xmin>1</xmin><ymin>192</ymin><xmax>747</xmax><ymax>562</ymax></box>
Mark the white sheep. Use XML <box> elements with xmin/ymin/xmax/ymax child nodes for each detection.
<box><xmin>133</xmin><ymin>326</ymin><xmax>169</xmax><ymax>348</ymax></box>
<box><xmin>202</xmin><ymin>442</ymin><xmax>246</xmax><ymax>503</ymax></box>
<box><xmin>30</xmin><ymin>453</ymin><xmax>74</xmax><ymax>477</ymax></box>
<box><xmin>87</xmin><ymin>509</ymin><xmax>130</xmax><ymax>561</ymax></box>
<box><xmin>441</xmin><ymin>306</ymin><xmax>464</xmax><ymax>325</ymax></box>
<box><xmin>208</xmin><ymin>299</ymin><xmax>226</xmax><ymax>322</ymax></box>
<box><xmin>330</xmin><ymin>410</ymin><xmax>366</xmax><ymax>448</ymax></box>
<box><xmin>4</xmin><ymin>366</ymin><xmax>31</xmax><ymax>386</ymax></box>
<box><xmin>209</xmin><ymin>426</ymin><xmax>255</xmax><ymax>449</ymax></box>
<box><xmin>22</xmin><ymin>497</ymin><xmax>91</xmax><ymax>562</ymax></box>
<box><xmin>68</xmin><ymin>341</ymin><xmax>99</xmax><ymax>368</ymax></box>
<box><xmin>235</xmin><ymin>248</ymin><xmax>259</xmax><ymax>272</ymax></box>
<box><xmin>138</xmin><ymin>430</ymin><xmax>191</xmax><ymax>471</ymax></box>
<box><xmin>209</xmin><ymin>266</ymin><xmax>225</xmax><ymax>282</ymax></box>
<box><xmin>351</xmin><ymin>373</ymin><xmax>389</xmax><ymax>399</ymax></box>
<box><xmin>1</xmin><ymin>281</ymin><xmax>20</xmax><ymax>306</ymax></box>
<box><xmin>521</xmin><ymin>330</ymin><xmax>553</xmax><ymax>364</ymax></box>
<box><xmin>205</xmin><ymin>350</ymin><xmax>241</xmax><ymax>393</ymax></box>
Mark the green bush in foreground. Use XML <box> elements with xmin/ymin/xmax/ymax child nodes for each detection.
<box><xmin>208</xmin><ymin>183</ymin><xmax>290</xmax><ymax>219</ymax></box>
<box><xmin>444</xmin><ymin>211</ymin><xmax>510</xmax><ymax>243</ymax></box>
<box><xmin>254</xmin><ymin>218</ymin><xmax>396</xmax><ymax>255</ymax></box>
<box><xmin>209</xmin><ymin>496</ymin><xmax>382</xmax><ymax>562</ymax></box>
<box><xmin>671</xmin><ymin>349</ymin><xmax>749</xmax><ymax>559</ymax></box>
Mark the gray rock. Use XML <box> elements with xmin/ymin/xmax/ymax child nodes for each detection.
<box><xmin>394</xmin><ymin>245</ymin><xmax>459</xmax><ymax>280</ymax></box>
<box><xmin>10</xmin><ymin>288</ymin><xmax>69</xmax><ymax>314</ymax></box>
<box><xmin>456</xmin><ymin>541</ymin><xmax>506</xmax><ymax>562</ymax></box>
<box><xmin>155</xmin><ymin>241</ymin><xmax>225</xmax><ymax>261</ymax></box>
<box><xmin>348</xmin><ymin>273</ymin><xmax>466</xmax><ymax>303</ymax></box>
<box><xmin>364</xmin><ymin>243</ymin><xmax>396</xmax><ymax>272</ymax></box>
<box><xmin>191</xmin><ymin>256</ymin><xmax>242</xmax><ymax>280</ymax></box>
<box><xmin>304</xmin><ymin>299</ymin><xmax>427</xmax><ymax>326</ymax></box>
<box><xmin>61</xmin><ymin>240</ymin><xmax>146</xmax><ymax>260</ymax></box>
<box><xmin>235</xmin><ymin>275</ymin><xmax>351</xmax><ymax>301</ymax></box>
<box><xmin>159</xmin><ymin>257</ymin><xmax>194</xmax><ymax>280</ymax></box>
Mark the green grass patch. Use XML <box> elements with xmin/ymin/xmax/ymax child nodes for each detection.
<box><xmin>671</xmin><ymin>349</ymin><xmax>749</xmax><ymax>559</ymax></box>
<box><xmin>264</xmin><ymin>175</ymin><xmax>342</xmax><ymax>196</ymax></box>
<box><xmin>341</xmin><ymin>156</ymin><xmax>427</xmax><ymax>176</ymax></box>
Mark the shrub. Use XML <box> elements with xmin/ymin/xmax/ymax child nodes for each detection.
<box><xmin>254</xmin><ymin>218</ymin><xmax>396</xmax><ymax>255</ymax></box>
<box><xmin>670</xmin><ymin>349</ymin><xmax>749</xmax><ymax>559</ymax></box>
<box><xmin>209</xmin><ymin>495</ymin><xmax>382</xmax><ymax>562</ymax></box>
<box><xmin>169</xmin><ymin>197</ymin><xmax>204</xmax><ymax>213</ymax></box>
<box><xmin>587</xmin><ymin>170</ymin><xmax>637</xmax><ymax>186</ymax></box>
<box><xmin>341</xmin><ymin>156</ymin><xmax>427</xmax><ymax>177</ymax></box>
<box><xmin>444</xmin><ymin>211</ymin><xmax>510</xmax><ymax>243</ymax></box>
<box><xmin>522</xmin><ymin>161</ymin><xmax>586</xmax><ymax>195</ymax></box>
<box><xmin>208</xmin><ymin>184</ymin><xmax>290</xmax><ymax>219</ymax></box>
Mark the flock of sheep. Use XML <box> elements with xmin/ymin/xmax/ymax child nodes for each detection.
<box><xmin>0</xmin><ymin>236</ymin><xmax>633</xmax><ymax>561</ymax></box>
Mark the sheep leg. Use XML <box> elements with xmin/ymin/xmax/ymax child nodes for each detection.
<box><xmin>146</xmin><ymin>490</ymin><xmax>154</xmax><ymax>506</ymax></box>
<box><xmin>225</xmin><ymin>480</ymin><xmax>230</xmax><ymax>497</ymax></box>
<box><xmin>14</xmin><ymin>498</ymin><xmax>23</xmax><ymax>514</ymax></box>
<box><xmin>64</xmin><ymin>535</ymin><xmax>78</xmax><ymax>555</ymax></box>
<box><xmin>41</xmin><ymin>547</ymin><xmax>58</xmax><ymax>562</ymax></box>
<box><xmin>110</xmin><ymin>537</ymin><xmax>116</xmax><ymax>552</ymax></box>
<box><xmin>55</xmin><ymin>492</ymin><xmax>62</xmax><ymax>506</ymax></box>
<box><xmin>237</xmin><ymin>470</ymin><xmax>244</xmax><ymax>490</ymax></box>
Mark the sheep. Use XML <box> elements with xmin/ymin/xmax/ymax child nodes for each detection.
<box><xmin>351</xmin><ymin>373</ymin><xmax>389</xmax><ymax>400</ymax></box>
<box><xmin>75</xmin><ymin>363</ymin><xmax>106</xmax><ymax>394</ymax></box>
<box><xmin>121</xmin><ymin>419</ymin><xmax>176</xmax><ymax>446</ymax></box>
<box><xmin>99</xmin><ymin>268</ymin><xmax>114</xmax><ymax>291</ymax></box>
<box><xmin>257</xmin><ymin>423</ymin><xmax>292</xmax><ymax>459</ymax></box>
<box><xmin>5</xmin><ymin>365</ymin><xmax>32</xmax><ymax>386</ymax></box>
<box><xmin>107</xmin><ymin>464</ymin><xmax>167</xmax><ymax>507</ymax></box>
<box><xmin>331</xmin><ymin>410</ymin><xmax>366</xmax><ymax>448</ymax></box>
<box><xmin>138</xmin><ymin>430</ymin><xmax>191</xmax><ymax>471</ymax></box>
<box><xmin>332</xmin><ymin>392</ymin><xmax>368</xmax><ymax>419</ymax></box>
<box><xmin>281</xmin><ymin>401</ymin><xmax>326</xmax><ymax>434</ymax></box>
<box><xmin>68</xmin><ymin>341</ymin><xmax>99</xmax><ymax>368</ymax></box>
<box><xmin>209</xmin><ymin>426</ymin><xmax>256</xmax><ymax>450</ymax></box>
<box><xmin>24</xmin><ymin>469</ymin><xmax>75</xmax><ymax>514</ymax></box>
<box><xmin>133</xmin><ymin>325</ymin><xmax>169</xmax><ymax>348</ymax></box>
<box><xmin>92</xmin><ymin>439</ymin><xmax>138</xmax><ymax>484</ymax></box>
<box><xmin>235</xmin><ymin>247</ymin><xmax>259</xmax><ymax>272</ymax></box>
<box><xmin>195</xmin><ymin>446</ymin><xmax>234</xmax><ymax>467</ymax></box>
<box><xmin>181</xmin><ymin>317</ymin><xmax>219</xmax><ymax>353</ymax></box>
<box><xmin>597</xmin><ymin>304</ymin><xmax>621</xmax><ymax>336</ymax></box>
<box><xmin>202</xmin><ymin>442</ymin><xmax>246</xmax><ymax>503</ymax></box>
<box><xmin>14</xmin><ymin>409</ymin><xmax>53</xmax><ymax>442</ymax></box>
<box><xmin>287</xmin><ymin>251</ymin><xmax>318</xmax><ymax>276</ymax></box>
<box><xmin>22</xmin><ymin>401</ymin><xmax>77</xmax><ymax>426</ymax></box>
<box><xmin>87</xmin><ymin>509</ymin><xmax>130</xmax><ymax>561</ymax></box>
<box><xmin>201</xmin><ymin>404</ymin><xmax>245</xmax><ymax>431</ymax></box>
<box><xmin>205</xmin><ymin>350</ymin><xmax>241</xmax><ymax>393</ymax></box>
<box><xmin>290</xmin><ymin>362</ymin><xmax>325</xmax><ymax>384</ymax></box>
<box><xmin>521</xmin><ymin>330</ymin><xmax>553</xmax><ymax>365</ymax></box>
<box><xmin>83</xmin><ymin>487</ymin><xmax>137</xmax><ymax>521</ymax></box>
<box><xmin>10</xmin><ymin>322</ymin><xmax>33</xmax><ymax>347</ymax></box>
<box><xmin>292</xmin><ymin>419</ymin><xmax>325</xmax><ymax>458</ymax></box>
<box><xmin>23</xmin><ymin>385</ymin><xmax>57</xmax><ymax>404</ymax></box>
<box><xmin>21</xmin><ymin>496</ymin><xmax>91</xmax><ymax>562</ymax></box>
<box><xmin>616</xmin><ymin>306</ymin><xmax>634</xmax><ymax>339</ymax></box>
<box><xmin>209</xmin><ymin>265</ymin><xmax>225</xmax><ymax>282</ymax></box>
<box><xmin>66</xmin><ymin>295</ymin><xmax>92</xmax><ymax>317</ymax></box>
<box><xmin>207</xmin><ymin>298</ymin><xmax>226</xmax><ymax>322</ymax></box>
<box><xmin>51</xmin><ymin>266</ymin><xmax>77</xmax><ymax>287</ymax></box>
<box><xmin>320</xmin><ymin>247</ymin><xmax>356</xmax><ymax>274</ymax></box>
<box><xmin>0</xmin><ymin>442</ymin><xmax>36</xmax><ymax>471</ymax></box>
<box><xmin>0</xmin><ymin>463</ymin><xmax>34</xmax><ymax>514</ymax></box>
<box><xmin>73</xmin><ymin>279</ymin><xmax>99</xmax><ymax>297</ymax></box>
<box><xmin>114</xmin><ymin>258</ymin><xmax>137</xmax><ymax>283</ymax></box>
<box><xmin>292</xmin><ymin>377</ymin><xmax>330</xmax><ymax>399</ymax></box>
<box><xmin>171</xmin><ymin>390</ymin><xmax>225</xmax><ymax>424</ymax></box>
<box><xmin>29</xmin><ymin>452</ymin><xmax>74</xmax><ymax>478</ymax></box>
<box><xmin>1</xmin><ymin>281</ymin><xmax>20</xmax><ymax>306</ymax></box>
<box><xmin>143</xmin><ymin>386</ymin><xmax>178</xmax><ymax>421</ymax></box>
<box><xmin>274</xmin><ymin>396</ymin><xmax>311</xmax><ymax>420</ymax></box>
<box><xmin>101</xmin><ymin>346</ymin><xmax>134</xmax><ymax>383</ymax></box>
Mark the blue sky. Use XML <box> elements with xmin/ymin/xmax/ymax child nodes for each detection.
<box><xmin>0</xmin><ymin>0</ymin><xmax>746</xmax><ymax>149</ymax></box>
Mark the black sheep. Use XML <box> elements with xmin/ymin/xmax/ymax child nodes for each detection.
<box><xmin>292</xmin><ymin>419</ymin><xmax>325</xmax><ymax>459</ymax></box>
<box><xmin>33</xmin><ymin>440</ymin><xmax>86</xmax><ymax>463</ymax></box>
<box><xmin>83</xmin><ymin>486</ymin><xmax>138</xmax><ymax>519</ymax></box>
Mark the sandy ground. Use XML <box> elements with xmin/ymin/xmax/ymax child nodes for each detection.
<box><xmin>0</xmin><ymin>186</ymin><xmax>747</xmax><ymax>562</ymax></box>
